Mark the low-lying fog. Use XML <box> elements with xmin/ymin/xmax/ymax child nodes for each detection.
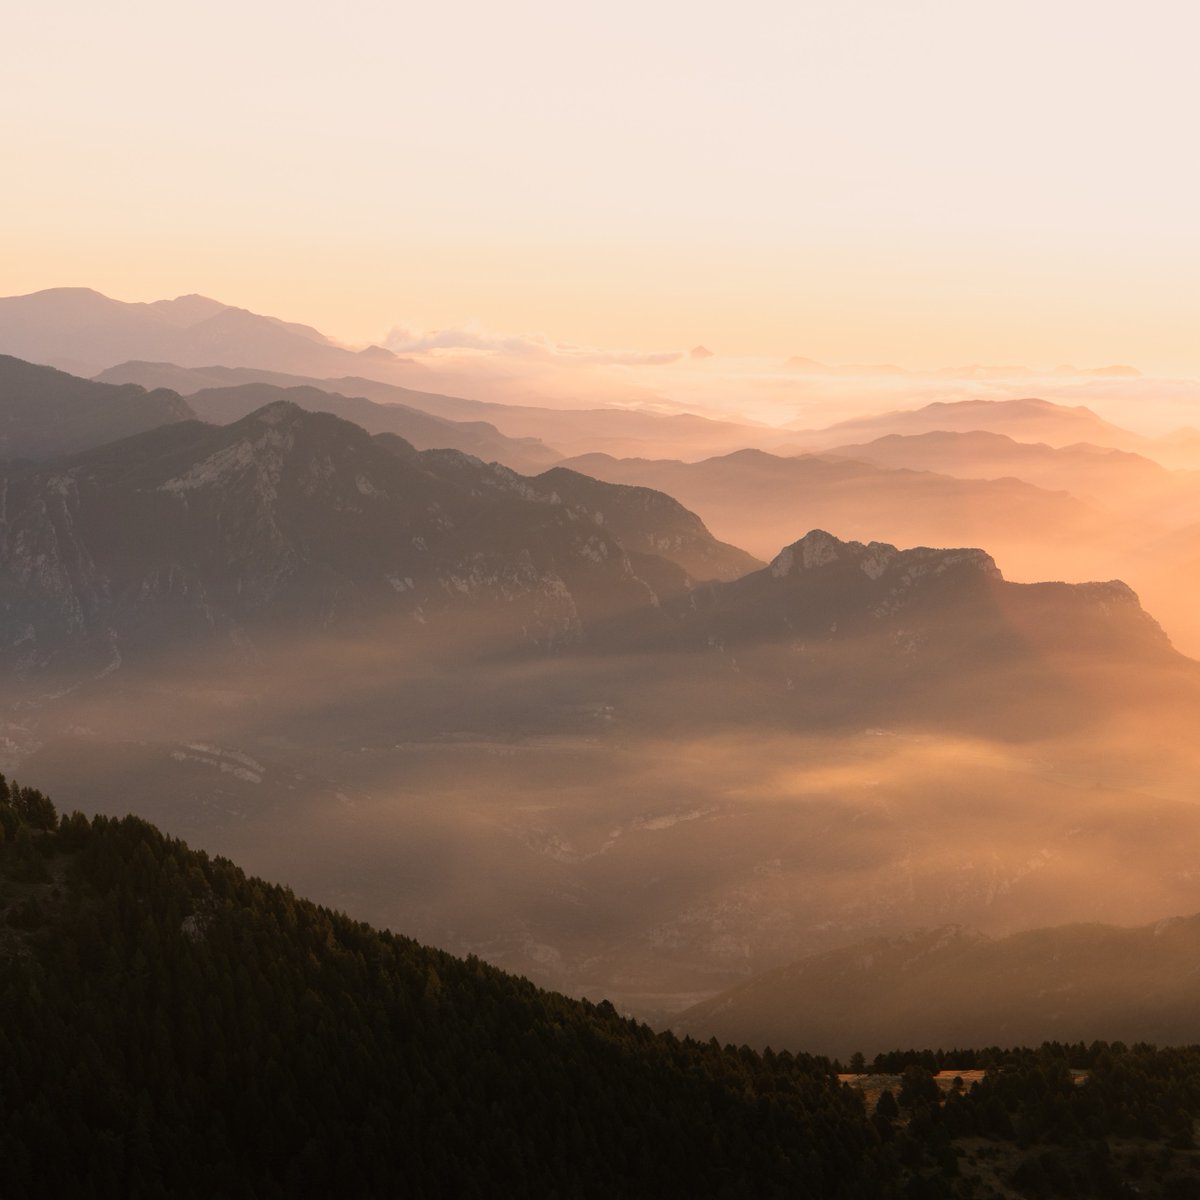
<box><xmin>9</xmin><ymin>623</ymin><xmax>1200</xmax><ymax>1025</ymax></box>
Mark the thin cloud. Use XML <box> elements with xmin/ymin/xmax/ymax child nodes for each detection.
<box><xmin>383</xmin><ymin>323</ymin><xmax>681</xmax><ymax>365</ymax></box>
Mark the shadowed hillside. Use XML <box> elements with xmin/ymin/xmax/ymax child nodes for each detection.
<box><xmin>0</xmin><ymin>355</ymin><xmax>193</xmax><ymax>460</ymax></box>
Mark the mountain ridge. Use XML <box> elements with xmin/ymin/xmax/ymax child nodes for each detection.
<box><xmin>674</xmin><ymin>913</ymin><xmax>1200</xmax><ymax>1057</ymax></box>
<box><xmin>0</xmin><ymin>354</ymin><xmax>195</xmax><ymax>460</ymax></box>
<box><xmin>0</xmin><ymin>400</ymin><xmax>755</xmax><ymax>674</ymax></box>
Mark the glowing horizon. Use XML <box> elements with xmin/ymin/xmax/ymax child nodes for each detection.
<box><xmin>4</xmin><ymin>0</ymin><xmax>1198</xmax><ymax>373</ymax></box>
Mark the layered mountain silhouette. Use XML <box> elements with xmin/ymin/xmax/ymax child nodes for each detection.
<box><xmin>787</xmin><ymin>397</ymin><xmax>1148</xmax><ymax>452</ymax></box>
<box><xmin>822</xmin><ymin>430</ymin><xmax>1181</xmax><ymax>513</ymax></box>
<box><xmin>0</xmin><ymin>288</ymin><xmax>401</xmax><ymax>379</ymax></box>
<box><xmin>183</xmin><ymin>381</ymin><xmax>560</xmax><ymax>473</ymax></box>
<box><xmin>674</xmin><ymin>914</ymin><xmax>1200</xmax><ymax>1057</ymax></box>
<box><xmin>559</xmin><ymin>447</ymin><xmax>1122</xmax><ymax>569</ymax></box>
<box><xmin>97</xmin><ymin>360</ymin><xmax>789</xmax><ymax>460</ymax></box>
<box><xmin>2</xmin><ymin>431</ymin><xmax>1196</xmax><ymax>1015</ymax></box>
<box><xmin>0</xmin><ymin>355</ymin><xmax>194</xmax><ymax>460</ymax></box>
<box><xmin>0</xmin><ymin>392</ymin><xmax>1172</xmax><ymax>722</ymax></box>
<box><xmin>1</xmin><ymin>351</ymin><xmax>561</xmax><ymax>473</ymax></box>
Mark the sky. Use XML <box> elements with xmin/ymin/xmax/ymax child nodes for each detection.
<box><xmin>4</xmin><ymin>0</ymin><xmax>1198</xmax><ymax>372</ymax></box>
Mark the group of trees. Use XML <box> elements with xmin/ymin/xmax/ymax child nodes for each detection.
<box><xmin>3</xmin><ymin>782</ymin><xmax>1200</xmax><ymax>1198</ymax></box>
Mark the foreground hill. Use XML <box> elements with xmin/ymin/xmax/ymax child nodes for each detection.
<box><xmin>0</xmin><ymin>784</ymin><xmax>885</xmax><ymax>1198</ymax></box>
<box><xmin>0</xmin><ymin>355</ymin><xmax>194</xmax><ymax>460</ymax></box>
<box><xmin>6</xmin><ymin>784</ymin><xmax>1200</xmax><ymax>1199</ymax></box>
<box><xmin>674</xmin><ymin>917</ymin><xmax>1200</xmax><ymax>1058</ymax></box>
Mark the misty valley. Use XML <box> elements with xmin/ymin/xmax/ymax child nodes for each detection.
<box><xmin>6</xmin><ymin>290</ymin><xmax>1200</xmax><ymax>1197</ymax></box>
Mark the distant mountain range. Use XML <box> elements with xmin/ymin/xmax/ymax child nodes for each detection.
<box><xmin>0</xmin><ymin>386</ymin><xmax>1174</xmax><ymax>729</ymax></box>
<box><xmin>559</xmin><ymin>447</ymin><xmax>1126</xmax><ymax>572</ymax></box>
<box><xmin>184</xmin><ymin>382</ymin><xmax>560</xmax><ymax>474</ymax></box>
<box><xmin>821</xmin><ymin>430</ymin><xmax>1180</xmax><ymax>512</ymax></box>
<box><xmin>0</xmin><ymin>287</ymin><xmax>402</xmax><ymax>379</ymax></box>
<box><xmin>674</xmin><ymin>914</ymin><xmax>1200</xmax><ymax>1057</ymax></box>
<box><xmin>1</xmin><ymin>353</ymin><xmax>562</xmax><ymax>473</ymax></box>
<box><xmin>787</xmin><ymin>397</ymin><xmax>1149</xmax><ymax>451</ymax></box>
<box><xmin>97</xmin><ymin>358</ymin><xmax>787</xmax><ymax>461</ymax></box>
<box><xmin>0</xmin><ymin>289</ymin><xmax>785</xmax><ymax>460</ymax></box>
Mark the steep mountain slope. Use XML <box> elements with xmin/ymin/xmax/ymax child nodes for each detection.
<box><xmin>0</xmin><ymin>788</ymin><xmax>890</xmax><ymax>1199</ymax></box>
<box><xmin>0</xmin><ymin>402</ymin><xmax>752</xmax><ymax>674</ymax></box>
<box><xmin>529</xmin><ymin>466</ymin><xmax>762</xmax><ymax>584</ymax></box>
<box><xmin>13</xmin><ymin>788</ymin><xmax>1200</xmax><ymax>1198</ymax></box>
<box><xmin>184</xmin><ymin>381</ymin><xmax>560</xmax><ymax>472</ymax></box>
<box><xmin>0</xmin><ymin>355</ymin><xmax>194</xmax><ymax>459</ymax></box>
<box><xmin>674</xmin><ymin>915</ymin><xmax>1200</xmax><ymax>1057</ymax></box>
<box><xmin>12</xmin><ymin>522</ymin><xmax>1195</xmax><ymax>1017</ymax></box>
<box><xmin>2</xmin><ymin>393</ymin><xmax>1197</xmax><ymax>1020</ymax></box>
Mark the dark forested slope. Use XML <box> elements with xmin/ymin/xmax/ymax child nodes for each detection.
<box><xmin>5</xmin><ymin>781</ymin><xmax>1200</xmax><ymax>1199</ymax></box>
<box><xmin>0</xmin><ymin>780</ymin><xmax>883</xmax><ymax>1199</ymax></box>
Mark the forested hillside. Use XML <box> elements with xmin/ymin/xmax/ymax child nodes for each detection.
<box><xmin>4</xmin><ymin>782</ymin><xmax>1200</xmax><ymax>1199</ymax></box>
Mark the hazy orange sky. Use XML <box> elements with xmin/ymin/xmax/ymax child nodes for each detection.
<box><xmin>4</xmin><ymin>1</ymin><xmax>1198</xmax><ymax>372</ymax></box>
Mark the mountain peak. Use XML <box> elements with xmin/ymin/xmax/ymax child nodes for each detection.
<box><xmin>769</xmin><ymin>529</ymin><xmax>846</xmax><ymax>575</ymax></box>
<box><xmin>242</xmin><ymin>398</ymin><xmax>305</xmax><ymax>425</ymax></box>
<box><xmin>768</xmin><ymin>530</ymin><xmax>1001</xmax><ymax>583</ymax></box>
